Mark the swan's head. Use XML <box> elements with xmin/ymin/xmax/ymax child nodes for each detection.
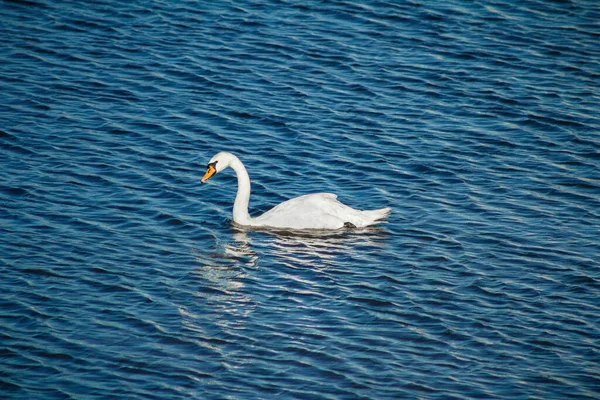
<box><xmin>201</xmin><ymin>152</ymin><xmax>236</xmax><ymax>183</ymax></box>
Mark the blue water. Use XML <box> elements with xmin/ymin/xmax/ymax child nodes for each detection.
<box><xmin>1</xmin><ymin>0</ymin><xmax>599</xmax><ymax>398</ymax></box>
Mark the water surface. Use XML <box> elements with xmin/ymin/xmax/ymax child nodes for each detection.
<box><xmin>1</xmin><ymin>0</ymin><xmax>599</xmax><ymax>398</ymax></box>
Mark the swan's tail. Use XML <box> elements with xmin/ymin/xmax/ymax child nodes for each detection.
<box><xmin>357</xmin><ymin>207</ymin><xmax>391</xmax><ymax>227</ymax></box>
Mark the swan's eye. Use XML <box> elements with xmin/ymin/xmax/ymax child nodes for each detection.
<box><xmin>207</xmin><ymin>161</ymin><xmax>218</xmax><ymax>170</ymax></box>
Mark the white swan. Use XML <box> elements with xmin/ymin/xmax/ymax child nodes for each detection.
<box><xmin>201</xmin><ymin>152</ymin><xmax>391</xmax><ymax>230</ymax></box>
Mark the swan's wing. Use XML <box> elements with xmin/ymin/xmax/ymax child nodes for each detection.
<box><xmin>254</xmin><ymin>192</ymin><xmax>390</xmax><ymax>230</ymax></box>
<box><xmin>255</xmin><ymin>193</ymin><xmax>345</xmax><ymax>229</ymax></box>
<box><xmin>260</xmin><ymin>193</ymin><xmax>336</xmax><ymax>214</ymax></box>
<box><xmin>295</xmin><ymin>193</ymin><xmax>390</xmax><ymax>228</ymax></box>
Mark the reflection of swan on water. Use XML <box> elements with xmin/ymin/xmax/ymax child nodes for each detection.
<box><xmin>192</xmin><ymin>232</ymin><xmax>258</xmax><ymax>271</ymax></box>
<box><xmin>200</xmin><ymin>152</ymin><xmax>391</xmax><ymax>230</ymax></box>
<box><xmin>193</xmin><ymin>225</ymin><xmax>388</xmax><ymax>273</ymax></box>
<box><xmin>184</xmin><ymin>233</ymin><xmax>258</xmax><ymax>330</ymax></box>
<box><xmin>233</xmin><ymin>225</ymin><xmax>388</xmax><ymax>263</ymax></box>
<box><xmin>187</xmin><ymin>233</ymin><xmax>257</xmax><ymax>316</ymax></box>
<box><xmin>184</xmin><ymin>226</ymin><xmax>388</xmax><ymax>332</ymax></box>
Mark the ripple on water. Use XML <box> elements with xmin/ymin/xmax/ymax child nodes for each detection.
<box><xmin>1</xmin><ymin>0</ymin><xmax>600</xmax><ymax>399</ymax></box>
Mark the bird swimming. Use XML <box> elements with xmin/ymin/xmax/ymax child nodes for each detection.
<box><xmin>201</xmin><ymin>152</ymin><xmax>391</xmax><ymax>230</ymax></box>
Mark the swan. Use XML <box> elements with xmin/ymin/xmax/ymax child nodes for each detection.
<box><xmin>201</xmin><ymin>152</ymin><xmax>391</xmax><ymax>230</ymax></box>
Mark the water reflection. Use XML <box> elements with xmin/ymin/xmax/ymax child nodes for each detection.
<box><xmin>192</xmin><ymin>231</ymin><xmax>259</xmax><ymax>272</ymax></box>
<box><xmin>191</xmin><ymin>225</ymin><xmax>388</xmax><ymax>279</ymax></box>
<box><xmin>234</xmin><ymin>225</ymin><xmax>389</xmax><ymax>266</ymax></box>
<box><xmin>187</xmin><ymin>231</ymin><xmax>258</xmax><ymax>310</ymax></box>
<box><xmin>183</xmin><ymin>233</ymin><xmax>258</xmax><ymax>321</ymax></box>
<box><xmin>182</xmin><ymin>227</ymin><xmax>388</xmax><ymax>336</ymax></box>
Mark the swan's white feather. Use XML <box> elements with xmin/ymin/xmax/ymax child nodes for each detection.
<box><xmin>255</xmin><ymin>193</ymin><xmax>389</xmax><ymax>230</ymax></box>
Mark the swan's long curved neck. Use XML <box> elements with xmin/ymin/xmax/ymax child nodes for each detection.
<box><xmin>229</xmin><ymin>157</ymin><xmax>253</xmax><ymax>225</ymax></box>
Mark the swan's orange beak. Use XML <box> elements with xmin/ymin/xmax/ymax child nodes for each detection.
<box><xmin>201</xmin><ymin>164</ymin><xmax>216</xmax><ymax>183</ymax></box>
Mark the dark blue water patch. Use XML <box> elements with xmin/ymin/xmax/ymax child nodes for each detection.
<box><xmin>2</xmin><ymin>0</ymin><xmax>600</xmax><ymax>399</ymax></box>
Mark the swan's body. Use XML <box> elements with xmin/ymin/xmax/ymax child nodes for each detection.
<box><xmin>201</xmin><ymin>152</ymin><xmax>390</xmax><ymax>230</ymax></box>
